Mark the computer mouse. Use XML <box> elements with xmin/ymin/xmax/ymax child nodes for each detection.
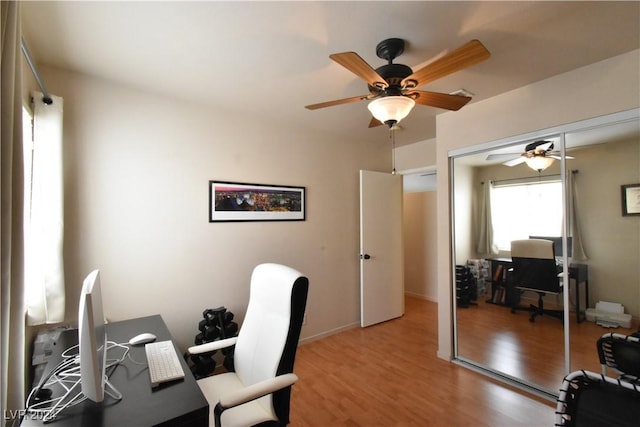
<box><xmin>128</xmin><ymin>332</ymin><xmax>157</xmax><ymax>346</ymax></box>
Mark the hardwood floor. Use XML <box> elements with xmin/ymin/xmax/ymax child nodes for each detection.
<box><xmin>290</xmin><ymin>297</ymin><xmax>560</xmax><ymax>426</ymax></box>
<box><xmin>456</xmin><ymin>298</ymin><xmax>638</xmax><ymax>392</ymax></box>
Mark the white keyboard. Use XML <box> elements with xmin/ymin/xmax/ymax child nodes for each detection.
<box><xmin>144</xmin><ymin>340</ymin><xmax>185</xmax><ymax>388</ymax></box>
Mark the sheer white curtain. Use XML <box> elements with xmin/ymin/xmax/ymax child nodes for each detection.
<box><xmin>1</xmin><ymin>0</ymin><xmax>27</xmax><ymax>419</ymax></box>
<box><xmin>568</xmin><ymin>170</ymin><xmax>588</xmax><ymax>261</ymax></box>
<box><xmin>25</xmin><ymin>92</ymin><xmax>65</xmax><ymax>325</ymax></box>
<box><xmin>476</xmin><ymin>181</ymin><xmax>498</xmax><ymax>255</ymax></box>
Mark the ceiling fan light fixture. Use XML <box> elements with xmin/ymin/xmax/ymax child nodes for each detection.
<box><xmin>525</xmin><ymin>156</ymin><xmax>555</xmax><ymax>172</ymax></box>
<box><xmin>367</xmin><ymin>96</ymin><xmax>415</xmax><ymax>126</ymax></box>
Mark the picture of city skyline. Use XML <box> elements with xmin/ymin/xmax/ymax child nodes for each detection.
<box><xmin>209</xmin><ymin>181</ymin><xmax>305</xmax><ymax>222</ymax></box>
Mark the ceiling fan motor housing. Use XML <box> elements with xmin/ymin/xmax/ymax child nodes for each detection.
<box><xmin>525</xmin><ymin>140</ymin><xmax>553</xmax><ymax>153</ymax></box>
<box><xmin>368</xmin><ymin>38</ymin><xmax>414</xmax><ymax>97</ymax></box>
<box><xmin>369</xmin><ymin>63</ymin><xmax>413</xmax><ymax>96</ymax></box>
<box><xmin>376</xmin><ymin>38</ymin><xmax>405</xmax><ymax>62</ymax></box>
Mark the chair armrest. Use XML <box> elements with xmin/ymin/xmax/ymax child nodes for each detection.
<box><xmin>218</xmin><ymin>373</ymin><xmax>298</xmax><ymax>410</ymax></box>
<box><xmin>187</xmin><ymin>337</ymin><xmax>238</xmax><ymax>355</ymax></box>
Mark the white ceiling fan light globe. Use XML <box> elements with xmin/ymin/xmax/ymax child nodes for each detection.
<box><xmin>367</xmin><ymin>96</ymin><xmax>416</xmax><ymax>125</ymax></box>
<box><xmin>525</xmin><ymin>156</ymin><xmax>555</xmax><ymax>172</ymax></box>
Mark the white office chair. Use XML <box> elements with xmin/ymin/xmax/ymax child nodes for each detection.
<box><xmin>187</xmin><ymin>263</ymin><xmax>308</xmax><ymax>427</ymax></box>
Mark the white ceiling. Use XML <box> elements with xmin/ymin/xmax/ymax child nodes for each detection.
<box><xmin>20</xmin><ymin>1</ymin><xmax>640</xmax><ymax>147</ymax></box>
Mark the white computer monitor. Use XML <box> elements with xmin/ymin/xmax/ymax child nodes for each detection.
<box><xmin>78</xmin><ymin>269</ymin><xmax>107</xmax><ymax>402</ymax></box>
<box><xmin>25</xmin><ymin>270</ymin><xmax>120</xmax><ymax>421</ymax></box>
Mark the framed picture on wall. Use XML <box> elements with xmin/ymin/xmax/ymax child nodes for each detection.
<box><xmin>621</xmin><ymin>183</ymin><xmax>640</xmax><ymax>216</ymax></box>
<box><xmin>209</xmin><ymin>181</ymin><xmax>305</xmax><ymax>222</ymax></box>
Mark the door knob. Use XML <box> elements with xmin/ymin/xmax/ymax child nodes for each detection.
<box><xmin>360</xmin><ymin>253</ymin><xmax>371</xmax><ymax>260</ymax></box>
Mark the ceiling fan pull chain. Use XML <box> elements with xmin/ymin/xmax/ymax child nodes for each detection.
<box><xmin>390</xmin><ymin>127</ymin><xmax>396</xmax><ymax>175</ymax></box>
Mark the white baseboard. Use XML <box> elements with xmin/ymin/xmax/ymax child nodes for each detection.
<box><xmin>299</xmin><ymin>321</ymin><xmax>360</xmax><ymax>345</ymax></box>
<box><xmin>299</xmin><ymin>294</ymin><xmax>437</xmax><ymax>345</ymax></box>
<box><xmin>405</xmin><ymin>291</ymin><xmax>437</xmax><ymax>303</ymax></box>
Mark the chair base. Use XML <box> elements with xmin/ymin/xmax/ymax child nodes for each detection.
<box><xmin>529</xmin><ymin>292</ymin><xmax>563</xmax><ymax>323</ymax></box>
<box><xmin>511</xmin><ymin>291</ymin><xmax>563</xmax><ymax>323</ymax></box>
<box><xmin>528</xmin><ymin>304</ymin><xmax>564</xmax><ymax>322</ymax></box>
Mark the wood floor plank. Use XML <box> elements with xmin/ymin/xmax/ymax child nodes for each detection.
<box><xmin>290</xmin><ymin>297</ymin><xmax>560</xmax><ymax>426</ymax></box>
<box><xmin>456</xmin><ymin>298</ymin><xmax>638</xmax><ymax>391</ymax></box>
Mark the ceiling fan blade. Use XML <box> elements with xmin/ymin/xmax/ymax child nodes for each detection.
<box><xmin>410</xmin><ymin>90</ymin><xmax>471</xmax><ymax>111</ymax></box>
<box><xmin>549</xmin><ymin>154</ymin><xmax>575</xmax><ymax>160</ymax></box>
<box><xmin>503</xmin><ymin>156</ymin><xmax>525</xmax><ymax>167</ymax></box>
<box><xmin>305</xmin><ymin>94</ymin><xmax>371</xmax><ymax>110</ymax></box>
<box><xmin>329</xmin><ymin>52</ymin><xmax>388</xmax><ymax>88</ymax></box>
<box><xmin>401</xmin><ymin>40</ymin><xmax>490</xmax><ymax>88</ymax></box>
<box><xmin>486</xmin><ymin>153</ymin><xmax>521</xmax><ymax>161</ymax></box>
<box><xmin>368</xmin><ymin>117</ymin><xmax>384</xmax><ymax>128</ymax></box>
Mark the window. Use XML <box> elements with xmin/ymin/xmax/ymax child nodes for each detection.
<box><xmin>22</xmin><ymin>105</ymin><xmax>34</xmax><ymax>274</ymax></box>
<box><xmin>22</xmin><ymin>95</ymin><xmax>66</xmax><ymax>325</ymax></box>
<box><xmin>490</xmin><ymin>181</ymin><xmax>563</xmax><ymax>251</ymax></box>
<box><xmin>22</xmin><ymin>105</ymin><xmax>37</xmax><ymax>313</ymax></box>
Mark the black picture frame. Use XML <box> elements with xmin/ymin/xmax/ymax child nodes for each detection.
<box><xmin>621</xmin><ymin>183</ymin><xmax>640</xmax><ymax>216</ymax></box>
<box><xmin>209</xmin><ymin>181</ymin><xmax>305</xmax><ymax>222</ymax></box>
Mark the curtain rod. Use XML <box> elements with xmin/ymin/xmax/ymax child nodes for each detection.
<box><xmin>21</xmin><ymin>37</ymin><xmax>52</xmax><ymax>105</ymax></box>
<box><xmin>481</xmin><ymin>169</ymin><xmax>579</xmax><ymax>186</ymax></box>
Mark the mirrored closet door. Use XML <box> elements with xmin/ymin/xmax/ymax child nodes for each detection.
<box><xmin>450</xmin><ymin>110</ymin><xmax>640</xmax><ymax>395</ymax></box>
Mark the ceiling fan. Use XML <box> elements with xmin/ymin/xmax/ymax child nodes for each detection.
<box><xmin>305</xmin><ymin>38</ymin><xmax>490</xmax><ymax>128</ymax></box>
<box><xmin>486</xmin><ymin>140</ymin><xmax>575</xmax><ymax>171</ymax></box>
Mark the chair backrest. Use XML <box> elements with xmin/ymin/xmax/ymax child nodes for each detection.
<box><xmin>556</xmin><ymin>370</ymin><xmax>640</xmax><ymax>426</ymax></box>
<box><xmin>597</xmin><ymin>333</ymin><xmax>640</xmax><ymax>380</ymax></box>
<box><xmin>510</xmin><ymin>239</ymin><xmax>560</xmax><ymax>293</ymax></box>
<box><xmin>233</xmin><ymin>263</ymin><xmax>309</xmax><ymax>424</ymax></box>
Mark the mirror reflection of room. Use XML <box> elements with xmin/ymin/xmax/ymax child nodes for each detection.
<box><xmin>453</xmin><ymin>120</ymin><xmax>640</xmax><ymax>394</ymax></box>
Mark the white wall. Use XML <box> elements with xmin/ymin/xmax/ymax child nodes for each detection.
<box><xmin>453</xmin><ymin>163</ymin><xmax>474</xmax><ymax>264</ymax></box>
<box><xmin>397</xmin><ymin>138</ymin><xmax>439</xmax><ymax>302</ymax></box>
<box><xmin>395</xmin><ymin>138</ymin><xmax>436</xmax><ymax>172</ymax></box>
<box><xmin>403</xmin><ymin>191</ymin><xmax>437</xmax><ymax>301</ymax></box>
<box><xmin>565</xmin><ymin>139</ymin><xmax>639</xmax><ymax>313</ymax></box>
<box><xmin>436</xmin><ymin>49</ymin><xmax>640</xmax><ymax>360</ymax></box>
<box><xmin>39</xmin><ymin>66</ymin><xmax>390</xmax><ymax>351</ymax></box>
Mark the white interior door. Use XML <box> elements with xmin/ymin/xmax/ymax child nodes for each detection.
<box><xmin>360</xmin><ymin>170</ymin><xmax>404</xmax><ymax>327</ymax></box>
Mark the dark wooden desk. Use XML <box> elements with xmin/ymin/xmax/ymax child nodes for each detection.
<box><xmin>488</xmin><ymin>258</ymin><xmax>589</xmax><ymax>323</ymax></box>
<box><xmin>22</xmin><ymin>315</ymin><xmax>208</xmax><ymax>427</ymax></box>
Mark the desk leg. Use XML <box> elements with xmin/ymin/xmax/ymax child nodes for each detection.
<box><xmin>575</xmin><ymin>279</ymin><xmax>589</xmax><ymax>324</ymax></box>
<box><xmin>583</xmin><ymin>279</ymin><xmax>589</xmax><ymax>323</ymax></box>
<box><xmin>575</xmin><ymin>277</ymin><xmax>580</xmax><ymax>323</ymax></box>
